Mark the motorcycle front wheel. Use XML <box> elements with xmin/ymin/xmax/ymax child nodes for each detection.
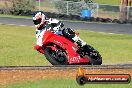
<box><xmin>83</xmin><ymin>45</ymin><xmax>102</xmax><ymax>65</ymax></box>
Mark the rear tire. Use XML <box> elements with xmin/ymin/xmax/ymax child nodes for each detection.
<box><xmin>44</xmin><ymin>47</ymin><xmax>68</xmax><ymax>65</ymax></box>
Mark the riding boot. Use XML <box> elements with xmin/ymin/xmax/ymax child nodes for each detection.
<box><xmin>72</xmin><ymin>35</ymin><xmax>86</xmax><ymax>47</ymax></box>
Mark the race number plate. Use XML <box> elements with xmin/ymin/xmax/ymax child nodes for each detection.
<box><xmin>70</xmin><ymin>56</ymin><xmax>81</xmax><ymax>63</ymax></box>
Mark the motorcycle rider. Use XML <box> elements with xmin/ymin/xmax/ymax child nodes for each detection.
<box><xmin>33</xmin><ymin>11</ymin><xmax>87</xmax><ymax>54</ymax></box>
<box><xmin>32</xmin><ymin>11</ymin><xmax>63</xmax><ymax>54</ymax></box>
<box><xmin>33</xmin><ymin>11</ymin><xmax>46</xmax><ymax>54</ymax></box>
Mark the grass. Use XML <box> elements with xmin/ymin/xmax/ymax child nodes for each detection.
<box><xmin>78</xmin><ymin>30</ymin><xmax>132</xmax><ymax>64</ymax></box>
<box><xmin>4</xmin><ymin>79</ymin><xmax>132</xmax><ymax>88</ymax></box>
<box><xmin>0</xmin><ymin>24</ymin><xmax>132</xmax><ymax>66</ymax></box>
<box><xmin>94</xmin><ymin>0</ymin><xmax>120</xmax><ymax>5</ymax></box>
<box><xmin>0</xmin><ymin>24</ymin><xmax>49</xmax><ymax>66</ymax></box>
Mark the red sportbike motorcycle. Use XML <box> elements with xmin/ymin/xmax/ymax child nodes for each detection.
<box><xmin>36</xmin><ymin>18</ymin><xmax>102</xmax><ymax>65</ymax></box>
<box><xmin>41</xmin><ymin>30</ymin><xmax>102</xmax><ymax>65</ymax></box>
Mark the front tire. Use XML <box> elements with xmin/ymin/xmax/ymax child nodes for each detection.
<box><xmin>83</xmin><ymin>45</ymin><xmax>102</xmax><ymax>65</ymax></box>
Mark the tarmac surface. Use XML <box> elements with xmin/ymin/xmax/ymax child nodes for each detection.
<box><xmin>0</xmin><ymin>17</ymin><xmax>132</xmax><ymax>34</ymax></box>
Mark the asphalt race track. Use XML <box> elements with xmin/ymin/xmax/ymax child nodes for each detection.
<box><xmin>0</xmin><ymin>17</ymin><xmax>132</xmax><ymax>34</ymax></box>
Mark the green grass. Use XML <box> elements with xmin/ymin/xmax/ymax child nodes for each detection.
<box><xmin>4</xmin><ymin>79</ymin><xmax>132</xmax><ymax>88</ymax></box>
<box><xmin>0</xmin><ymin>24</ymin><xmax>49</xmax><ymax>66</ymax></box>
<box><xmin>0</xmin><ymin>24</ymin><xmax>132</xmax><ymax>66</ymax></box>
<box><xmin>94</xmin><ymin>0</ymin><xmax>120</xmax><ymax>5</ymax></box>
<box><xmin>77</xmin><ymin>30</ymin><xmax>132</xmax><ymax>64</ymax></box>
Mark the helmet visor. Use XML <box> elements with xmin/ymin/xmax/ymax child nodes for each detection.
<box><xmin>33</xmin><ymin>18</ymin><xmax>41</xmax><ymax>25</ymax></box>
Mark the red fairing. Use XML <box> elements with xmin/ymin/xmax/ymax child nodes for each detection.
<box><xmin>34</xmin><ymin>45</ymin><xmax>44</xmax><ymax>54</ymax></box>
<box><xmin>42</xmin><ymin>31</ymin><xmax>90</xmax><ymax>64</ymax></box>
